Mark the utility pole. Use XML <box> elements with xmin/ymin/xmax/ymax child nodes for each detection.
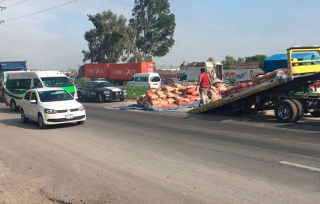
<box><xmin>0</xmin><ymin>1</ymin><xmax>4</xmax><ymax>25</ymax></box>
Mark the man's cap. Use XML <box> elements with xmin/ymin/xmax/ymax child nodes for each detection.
<box><xmin>212</xmin><ymin>78</ymin><xmax>223</xmax><ymax>84</ymax></box>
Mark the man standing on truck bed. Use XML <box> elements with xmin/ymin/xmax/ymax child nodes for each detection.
<box><xmin>196</xmin><ymin>68</ymin><xmax>211</xmax><ymax>106</ymax></box>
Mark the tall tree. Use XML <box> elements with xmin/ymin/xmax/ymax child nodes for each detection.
<box><xmin>127</xmin><ymin>54</ymin><xmax>152</xmax><ymax>63</ymax></box>
<box><xmin>221</xmin><ymin>55</ymin><xmax>236</xmax><ymax>69</ymax></box>
<box><xmin>236</xmin><ymin>57</ymin><xmax>245</xmax><ymax>64</ymax></box>
<box><xmin>126</xmin><ymin>18</ymin><xmax>140</xmax><ymax>62</ymax></box>
<box><xmin>131</xmin><ymin>0</ymin><xmax>176</xmax><ymax>61</ymax></box>
<box><xmin>245</xmin><ymin>55</ymin><xmax>268</xmax><ymax>69</ymax></box>
<box><xmin>82</xmin><ymin>10</ymin><xmax>128</xmax><ymax>63</ymax></box>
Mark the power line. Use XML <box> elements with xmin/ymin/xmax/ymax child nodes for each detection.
<box><xmin>3</xmin><ymin>0</ymin><xmax>78</xmax><ymax>22</ymax></box>
<box><xmin>5</xmin><ymin>0</ymin><xmax>26</xmax><ymax>8</ymax></box>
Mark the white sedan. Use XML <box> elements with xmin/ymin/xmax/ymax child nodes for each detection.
<box><xmin>20</xmin><ymin>87</ymin><xmax>86</xmax><ymax>129</ymax></box>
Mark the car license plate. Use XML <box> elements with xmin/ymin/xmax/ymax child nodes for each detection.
<box><xmin>65</xmin><ymin>114</ymin><xmax>74</xmax><ymax>119</ymax></box>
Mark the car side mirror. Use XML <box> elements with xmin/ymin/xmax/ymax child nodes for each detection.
<box><xmin>30</xmin><ymin>99</ymin><xmax>37</xmax><ymax>104</ymax></box>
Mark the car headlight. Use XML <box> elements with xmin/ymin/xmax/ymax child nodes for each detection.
<box><xmin>103</xmin><ymin>91</ymin><xmax>110</xmax><ymax>94</ymax></box>
<box><xmin>122</xmin><ymin>89</ymin><xmax>126</xmax><ymax>92</ymax></box>
<box><xmin>45</xmin><ymin>109</ymin><xmax>58</xmax><ymax>114</ymax></box>
<box><xmin>78</xmin><ymin>106</ymin><xmax>85</xmax><ymax>111</ymax></box>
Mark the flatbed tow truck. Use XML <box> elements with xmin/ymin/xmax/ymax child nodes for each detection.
<box><xmin>188</xmin><ymin>46</ymin><xmax>320</xmax><ymax>123</ymax></box>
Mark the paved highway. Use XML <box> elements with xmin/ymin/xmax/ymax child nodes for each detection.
<box><xmin>0</xmin><ymin>101</ymin><xmax>319</xmax><ymax>204</ymax></box>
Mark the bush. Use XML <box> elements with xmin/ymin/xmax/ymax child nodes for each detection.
<box><xmin>119</xmin><ymin>86</ymin><xmax>151</xmax><ymax>99</ymax></box>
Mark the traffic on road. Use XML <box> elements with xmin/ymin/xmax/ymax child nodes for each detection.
<box><xmin>0</xmin><ymin>97</ymin><xmax>320</xmax><ymax>203</ymax></box>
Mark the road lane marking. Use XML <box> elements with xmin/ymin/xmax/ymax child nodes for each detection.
<box><xmin>280</xmin><ymin>161</ymin><xmax>320</xmax><ymax>172</ymax></box>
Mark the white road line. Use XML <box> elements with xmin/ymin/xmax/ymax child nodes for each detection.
<box><xmin>280</xmin><ymin>161</ymin><xmax>320</xmax><ymax>172</ymax></box>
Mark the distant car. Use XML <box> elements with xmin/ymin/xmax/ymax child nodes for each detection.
<box><xmin>20</xmin><ymin>88</ymin><xmax>86</xmax><ymax>129</ymax></box>
<box><xmin>164</xmin><ymin>78</ymin><xmax>175</xmax><ymax>84</ymax></box>
<box><xmin>77</xmin><ymin>81</ymin><xmax>126</xmax><ymax>102</ymax></box>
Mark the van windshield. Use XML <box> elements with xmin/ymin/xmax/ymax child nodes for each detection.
<box><xmin>41</xmin><ymin>77</ymin><xmax>74</xmax><ymax>87</ymax></box>
<box><xmin>151</xmin><ymin>76</ymin><xmax>160</xmax><ymax>82</ymax></box>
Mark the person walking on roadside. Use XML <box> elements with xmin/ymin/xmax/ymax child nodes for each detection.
<box><xmin>196</xmin><ymin>68</ymin><xmax>211</xmax><ymax>106</ymax></box>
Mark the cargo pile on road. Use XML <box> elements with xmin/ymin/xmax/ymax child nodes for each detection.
<box><xmin>137</xmin><ymin>84</ymin><xmax>201</xmax><ymax>108</ymax></box>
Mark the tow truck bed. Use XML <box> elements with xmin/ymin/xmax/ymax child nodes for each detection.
<box><xmin>188</xmin><ymin>46</ymin><xmax>320</xmax><ymax>122</ymax></box>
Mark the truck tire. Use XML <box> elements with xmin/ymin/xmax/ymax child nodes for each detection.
<box><xmin>274</xmin><ymin>99</ymin><xmax>298</xmax><ymax>123</ymax></box>
<box><xmin>289</xmin><ymin>99</ymin><xmax>303</xmax><ymax>122</ymax></box>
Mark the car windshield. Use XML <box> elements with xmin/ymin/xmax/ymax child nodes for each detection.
<box><xmin>94</xmin><ymin>82</ymin><xmax>114</xmax><ymax>88</ymax></box>
<box><xmin>41</xmin><ymin>77</ymin><xmax>74</xmax><ymax>87</ymax></box>
<box><xmin>38</xmin><ymin>90</ymin><xmax>74</xmax><ymax>102</ymax></box>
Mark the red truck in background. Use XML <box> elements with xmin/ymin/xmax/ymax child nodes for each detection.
<box><xmin>78</xmin><ymin>62</ymin><xmax>154</xmax><ymax>85</ymax></box>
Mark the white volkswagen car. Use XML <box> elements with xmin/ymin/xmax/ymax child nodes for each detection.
<box><xmin>20</xmin><ymin>87</ymin><xmax>86</xmax><ymax>129</ymax></box>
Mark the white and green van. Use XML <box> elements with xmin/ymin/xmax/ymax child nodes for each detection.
<box><xmin>5</xmin><ymin>71</ymin><xmax>77</xmax><ymax>111</ymax></box>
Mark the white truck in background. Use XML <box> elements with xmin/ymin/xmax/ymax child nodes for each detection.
<box><xmin>174</xmin><ymin>61</ymin><xmax>223</xmax><ymax>84</ymax></box>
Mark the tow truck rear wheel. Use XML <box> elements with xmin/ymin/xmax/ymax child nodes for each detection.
<box><xmin>275</xmin><ymin>99</ymin><xmax>298</xmax><ymax>123</ymax></box>
<box><xmin>290</xmin><ymin>99</ymin><xmax>303</xmax><ymax>122</ymax></box>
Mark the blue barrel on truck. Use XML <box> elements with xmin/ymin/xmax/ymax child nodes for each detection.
<box><xmin>263</xmin><ymin>53</ymin><xmax>320</xmax><ymax>73</ymax></box>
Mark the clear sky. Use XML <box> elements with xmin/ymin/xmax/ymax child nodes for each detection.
<box><xmin>1</xmin><ymin>0</ymin><xmax>320</xmax><ymax>70</ymax></box>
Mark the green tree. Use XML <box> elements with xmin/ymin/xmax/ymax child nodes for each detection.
<box><xmin>131</xmin><ymin>0</ymin><xmax>176</xmax><ymax>61</ymax></box>
<box><xmin>82</xmin><ymin>10</ymin><xmax>128</xmax><ymax>63</ymax></box>
<box><xmin>245</xmin><ymin>55</ymin><xmax>268</xmax><ymax>69</ymax></box>
<box><xmin>126</xmin><ymin>18</ymin><xmax>140</xmax><ymax>62</ymax></box>
<box><xmin>127</xmin><ymin>54</ymin><xmax>152</xmax><ymax>63</ymax></box>
<box><xmin>221</xmin><ymin>55</ymin><xmax>236</xmax><ymax>69</ymax></box>
<box><xmin>236</xmin><ymin>57</ymin><xmax>245</xmax><ymax>64</ymax></box>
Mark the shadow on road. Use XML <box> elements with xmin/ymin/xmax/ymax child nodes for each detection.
<box><xmin>0</xmin><ymin>106</ymin><xmax>19</xmax><ymax>115</ymax></box>
<box><xmin>185</xmin><ymin>111</ymin><xmax>320</xmax><ymax>133</ymax></box>
<box><xmin>0</xmin><ymin>117</ymin><xmax>80</xmax><ymax>130</ymax></box>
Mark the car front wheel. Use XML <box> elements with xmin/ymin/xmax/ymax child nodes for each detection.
<box><xmin>21</xmin><ymin>109</ymin><xmax>29</xmax><ymax>123</ymax></box>
<box><xmin>38</xmin><ymin>114</ymin><xmax>47</xmax><ymax>129</ymax></box>
<box><xmin>98</xmin><ymin>93</ymin><xmax>104</xmax><ymax>103</ymax></box>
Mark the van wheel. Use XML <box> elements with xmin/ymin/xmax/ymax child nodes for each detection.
<box><xmin>10</xmin><ymin>100</ymin><xmax>18</xmax><ymax>111</ymax></box>
<box><xmin>38</xmin><ymin>114</ymin><xmax>47</xmax><ymax>129</ymax></box>
<box><xmin>120</xmin><ymin>98</ymin><xmax>124</xmax><ymax>102</ymax></box>
<box><xmin>1</xmin><ymin>88</ymin><xmax>5</xmax><ymax>101</ymax></box>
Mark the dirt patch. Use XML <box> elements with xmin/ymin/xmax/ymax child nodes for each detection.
<box><xmin>0</xmin><ymin>160</ymin><xmax>57</xmax><ymax>204</ymax></box>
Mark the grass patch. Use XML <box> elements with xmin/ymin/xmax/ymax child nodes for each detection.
<box><xmin>120</xmin><ymin>86</ymin><xmax>152</xmax><ymax>99</ymax></box>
